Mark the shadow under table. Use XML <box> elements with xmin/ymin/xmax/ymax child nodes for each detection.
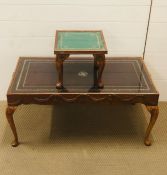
<box><xmin>6</xmin><ymin>57</ymin><xmax>159</xmax><ymax>147</ymax></box>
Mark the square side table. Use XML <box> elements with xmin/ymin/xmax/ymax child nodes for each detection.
<box><xmin>54</xmin><ymin>30</ymin><xmax>108</xmax><ymax>89</ymax></box>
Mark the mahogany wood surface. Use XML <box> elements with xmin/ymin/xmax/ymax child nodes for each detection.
<box><xmin>6</xmin><ymin>57</ymin><xmax>159</xmax><ymax>146</ymax></box>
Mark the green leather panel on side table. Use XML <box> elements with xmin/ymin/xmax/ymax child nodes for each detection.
<box><xmin>56</xmin><ymin>31</ymin><xmax>106</xmax><ymax>51</ymax></box>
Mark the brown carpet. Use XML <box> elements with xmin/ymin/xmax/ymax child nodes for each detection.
<box><xmin>0</xmin><ymin>101</ymin><xmax>167</xmax><ymax>175</ymax></box>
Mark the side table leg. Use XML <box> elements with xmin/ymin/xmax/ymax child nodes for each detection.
<box><xmin>56</xmin><ymin>54</ymin><xmax>69</xmax><ymax>89</ymax></box>
<box><xmin>144</xmin><ymin>105</ymin><xmax>159</xmax><ymax>146</ymax></box>
<box><xmin>6</xmin><ymin>106</ymin><xmax>19</xmax><ymax>147</ymax></box>
<box><xmin>93</xmin><ymin>54</ymin><xmax>105</xmax><ymax>88</ymax></box>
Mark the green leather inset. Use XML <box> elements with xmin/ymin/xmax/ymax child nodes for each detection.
<box><xmin>57</xmin><ymin>31</ymin><xmax>105</xmax><ymax>50</ymax></box>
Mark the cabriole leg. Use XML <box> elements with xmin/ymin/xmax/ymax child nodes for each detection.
<box><xmin>144</xmin><ymin>105</ymin><xmax>159</xmax><ymax>146</ymax></box>
<box><xmin>6</xmin><ymin>106</ymin><xmax>19</xmax><ymax>147</ymax></box>
<box><xmin>93</xmin><ymin>54</ymin><xmax>105</xmax><ymax>88</ymax></box>
<box><xmin>55</xmin><ymin>54</ymin><xmax>69</xmax><ymax>89</ymax></box>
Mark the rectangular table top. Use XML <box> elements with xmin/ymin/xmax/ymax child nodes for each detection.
<box><xmin>7</xmin><ymin>57</ymin><xmax>159</xmax><ymax>106</ymax></box>
<box><xmin>54</xmin><ymin>30</ymin><xmax>107</xmax><ymax>54</ymax></box>
<box><xmin>8</xmin><ymin>57</ymin><xmax>158</xmax><ymax>94</ymax></box>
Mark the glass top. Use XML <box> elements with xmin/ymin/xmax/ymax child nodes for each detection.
<box><xmin>54</xmin><ymin>31</ymin><xmax>107</xmax><ymax>52</ymax></box>
<box><xmin>8</xmin><ymin>57</ymin><xmax>158</xmax><ymax>94</ymax></box>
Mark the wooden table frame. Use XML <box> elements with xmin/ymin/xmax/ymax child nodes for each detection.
<box><xmin>6</xmin><ymin>57</ymin><xmax>159</xmax><ymax>147</ymax></box>
<box><xmin>6</xmin><ymin>95</ymin><xmax>159</xmax><ymax>147</ymax></box>
<box><xmin>54</xmin><ymin>30</ymin><xmax>108</xmax><ymax>89</ymax></box>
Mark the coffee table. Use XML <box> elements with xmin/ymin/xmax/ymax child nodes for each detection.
<box><xmin>6</xmin><ymin>57</ymin><xmax>159</xmax><ymax>147</ymax></box>
<box><xmin>54</xmin><ymin>30</ymin><xmax>108</xmax><ymax>89</ymax></box>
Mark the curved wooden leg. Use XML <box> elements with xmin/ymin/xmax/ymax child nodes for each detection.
<box><xmin>144</xmin><ymin>105</ymin><xmax>159</xmax><ymax>146</ymax></box>
<box><xmin>55</xmin><ymin>54</ymin><xmax>69</xmax><ymax>89</ymax></box>
<box><xmin>93</xmin><ymin>58</ymin><xmax>98</xmax><ymax>87</ymax></box>
<box><xmin>93</xmin><ymin>54</ymin><xmax>105</xmax><ymax>88</ymax></box>
<box><xmin>6</xmin><ymin>106</ymin><xmax>19</xmax><ymax>147</ymax></box>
